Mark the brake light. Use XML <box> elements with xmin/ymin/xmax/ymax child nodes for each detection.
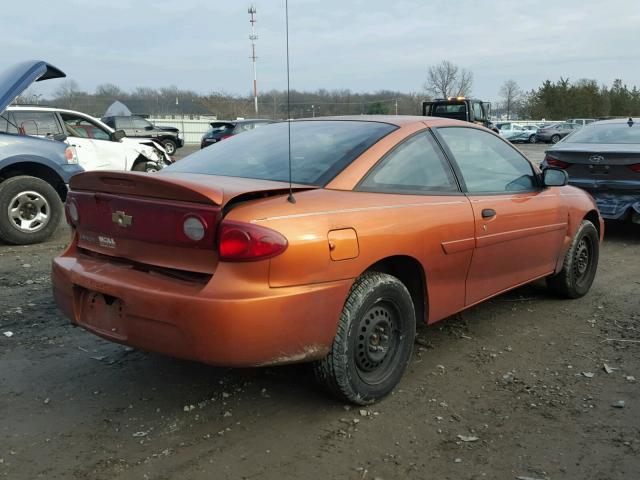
<box><xmin>544</xmin><ymin>156</ymin><xmax>571</xmax><ymax>169</ymax></box>
<box><xmin>629</xmin><ymin>163</ymin><xmax>640</xmax><ymax>173</ymax></box>
<box><xmin>219</xmin><ymin>221</ymin><xmax>287</xmax><ymax>261</ymax></box>
<box><xmin>220</xmin><ymin>135</ymin><xmax>233</xmax><ymax>140</ymax></box>
<box><xmin>65</xmin><ymin>146</ymin><xmax>79</xmax><ymax>164</ymax></box>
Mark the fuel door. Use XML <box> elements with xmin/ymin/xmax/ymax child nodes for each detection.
<box><xmin>327</xmin><ymin>228</ymin><xmax>359</xmax><ymax>261</ymax></box>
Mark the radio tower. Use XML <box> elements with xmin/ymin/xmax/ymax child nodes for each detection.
<box><xmin>248</xmin><ymin>5</ymin><xmax>259</xmax><ymax>115</ymax></box>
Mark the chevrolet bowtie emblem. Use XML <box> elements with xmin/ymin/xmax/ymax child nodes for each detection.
<box><xmin>112</xmin><ymin>210</ymin><xmax>133</xmax><ymax>228</ymax></box>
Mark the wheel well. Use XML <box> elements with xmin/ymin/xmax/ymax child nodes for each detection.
<box><xmin>0</xmin><ymin>162</ymin><xmax>67</xmax><ymax>201</ymax></box>
<box><xmin>584</xmin><ymin>209</ymin><xmax>600</xmax><ymax>236</ymax></box>
<box><xmin>365</xmin><ymin>255</ymin><xmax>427</xmax><ymax>325</ymax></box>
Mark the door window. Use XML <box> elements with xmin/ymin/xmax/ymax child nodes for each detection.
<box><xmin>438</xmin><ymin>127</ymin><xmax>537</xmax><ymax>193</ymax></box>
<box><xmin>358</xmin><ymin>131</ymin><xmax>459</xmax><ymax>194</ymax></box>
<box><xmin>60</xmin><ymin>113</ymin><xmax>111</xmax><ymax>140</ymax></box>
<box><xmin>472</xmin><ymin>102</ymin><xmax>484</xmax><ymax>121</ymax></box>
<box><xmin>11</xmin><ymin>111</ymin><xmax>62</xmax><ymax>136</ymax></box>
<box><xmin>132</xmin><ymin>117</ymin><xmax>152</xmax><ymax>130</ymax></box>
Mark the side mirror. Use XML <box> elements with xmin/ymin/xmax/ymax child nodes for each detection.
<box><xmin>111</xmin><ymin>129</ymin><xmax>126</xmax><ymax>141</ymax></box>
<box><xmin>52</xmin><ymin>133</ymin><xmax>67</xmax><ymax>142</ymax></box>
<box><xmin>543</xmin><ymin>168</ymin><xmax>568</xmax><ymax>187</ymax></box>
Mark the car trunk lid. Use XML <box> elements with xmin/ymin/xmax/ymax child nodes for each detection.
<box><xmin>67</xmin><ymin>171</ymin><xmax>312</xmax><ymax>274</ymax></box>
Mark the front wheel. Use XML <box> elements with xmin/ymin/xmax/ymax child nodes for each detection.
<box><xmin>313</xmin><ymin>272</ymin><xmax>416</xmax><ymax>405</ymax></box>
<box><xmin>132</xmin><ymin>160</ymin><xmax>161</xmax><ymax>173</ymax></box>
<box><xmin>529</xmin><ymin>134</ymin><xmax>536</xmax><ymax>143</ymax></box>
<box><xmin>551</xmin><ymin>134</ymin><xmax>561</xmax><ymax>143</ymax></box>
<box><xmin>546</xmin><ymin>220</ymin><xmax>599</xmax><ymax>298</ymax></box>
<box><xmin>162</xmin><ymin>139</ymin><xmax>177</xmax><ymax>156</ymax></box>
<box><xmin>0</xmin><ymin>176</ymin><xmax>63</xmax><ymax>245</ymax></box>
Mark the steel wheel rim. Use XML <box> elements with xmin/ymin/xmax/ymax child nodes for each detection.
<box><xmin>573</xmin><ymin>236</ymin><xmax>593</xmax><ymax>286</ymax></box>
<box><xmin>164</xmin><ymin>142</ymin><xmax>175</xmax><ymax>155</ymax></box>
<box><xmin>8</xmin><ymin>190</ymin><xmax>50</xmax><ymax>233</ymax></box>
<box><xmin>355</xmin><ymin>300</ymin><xmax>402</xmax><ymax>385</ymax></box>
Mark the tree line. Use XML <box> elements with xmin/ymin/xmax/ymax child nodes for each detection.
<box><xmin>15</xmin><ymin>60</ymin><xmax>640</xmax><ymax>120</ymax></box>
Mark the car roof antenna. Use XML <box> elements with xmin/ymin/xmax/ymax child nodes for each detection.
<box><xmin>285</xmin><ymin>0</ymin><xmax>296</xmax><ymax>204</ymax></box>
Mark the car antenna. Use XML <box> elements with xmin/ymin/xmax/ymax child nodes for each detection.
<box><xmin>285</xmin><ymin>0</ymin><xmax>296</xmax><ymax>204</ymax></box>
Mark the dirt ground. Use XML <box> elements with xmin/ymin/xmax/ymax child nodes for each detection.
<box><xmin>1</xmin><ymin>144</ymin><xmax>639</xmax><ymax>480</ymax></box>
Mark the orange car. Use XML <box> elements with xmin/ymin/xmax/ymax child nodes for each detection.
<box><xmin>52</xmin><ymin>116</ymin><xmax>603</xmax><ymax>404</ymax></box>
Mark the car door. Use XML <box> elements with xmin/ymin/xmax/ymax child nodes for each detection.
<box><xmin>131</xmin><ymin>117</ymin><xmax>155</xmax><ymax>138</ymax></box>
<box><xmin>116</xmin><ymin>117</ymin><xmax>136</xmax><ymax>137</ymax></box>
<box><xmin>435</xmin><ymin>126</ymin><xmax>568</xmax><ymax>306</ymax></box>
<box><xmin>356</xmin><ymin>130</ymin><xmax>475</xmax><ymax>322</ymax></box>
<box><xmin>60</xmin><ymin>112</ymin><xmax>126</xmax><ymax>170</ymax></box>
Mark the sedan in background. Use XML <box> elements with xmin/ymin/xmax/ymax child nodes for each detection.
<box><xmin>542</xmin><ymin>118</ymin><xmax>640</xmax><ymax>222</ymax></box>
<box><xmin>200</xmin><ymin>119</ymin><xmax>275</xmax><ymax>148</ymax></box>
<box><xmin>536</xmin><ymin>123</ymin><xmax>580</xmax><ymax>143</ymax></box>
<box><xmin>53</xmin><ymin>117</ymin><xmax>602</xmax><ymax>405</ymax></box>
<box><xmin>509</xmin><ymin>125</ymin><xmax>540</xmax><ymax>144</ymax></box>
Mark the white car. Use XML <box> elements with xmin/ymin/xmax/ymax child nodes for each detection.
<box><xmin>4</xmin><ymin>106</ymin><xmax>171</xmax><ymax>172</ymax></box>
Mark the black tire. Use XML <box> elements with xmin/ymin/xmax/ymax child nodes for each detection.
<box><xmin>546</xmin><ymin>220</ymin><xmax>599</xmax><ymax>299</ymax></box>
<box><xmin>313</xmin><ymin>272</ymin><xmax>416</xmax><ymax>405</ymax></box>
<box><xmin>529</xmin><ymin>134</ymin><xmax>536</xmax><ymax>143</ymax></box>
<box><xmin>132</xmin><ymin>160</ymin><xmax>161</xmax><ymax>173</ymax></box>
<box><xmin>551</xmin><ymin>134</ymin><xmax>561</xmax><ymax>144</ymax></box>
<box><xmin>0</xmin><ymin>176</ymin><xmax>63</xmax><ymax>245</ymax></box>
<box><xmin>161</xmin><ymin>139</ymin><xmax>177</xmax><ymax>156</ymax></box>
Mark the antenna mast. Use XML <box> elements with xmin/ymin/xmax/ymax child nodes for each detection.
<box><xmin>248</xmin><ymin>5</ymin><xmax>259</xmax><ymax>115</ymax></box>
<box><xmin>285</xmin><ymin>0</ymin><xmax>295</xmax><ymax>204</ymax></box>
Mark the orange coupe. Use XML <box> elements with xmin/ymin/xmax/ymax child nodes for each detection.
<box><xmin>52</xmin><ymin>116</ymin><xmax>602</xmax><ymax>404</ymax></box>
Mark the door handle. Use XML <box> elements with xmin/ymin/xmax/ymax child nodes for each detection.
<box><xmin>481</xmin><ymin>208</ymin><xmax>496</xmax><ymax>219</ymax></box>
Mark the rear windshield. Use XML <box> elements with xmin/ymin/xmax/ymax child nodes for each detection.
<box><xmin>564</xmin><ymin>122</ymin><xmax>640</xmax><ymax>144</ymax></box>
<box><xmin>167</xmin><ymin>120</ymin><xmax>397</xmax><ymax>185</ymax></box>
<box><xmin>209</xmin><ymin>122</ymin><xmax>234</xmax><ymax>132</ymax></box>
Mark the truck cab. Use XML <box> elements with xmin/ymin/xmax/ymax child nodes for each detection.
<box><xmin>423</xmin><ymin>97</ymin><xmax>498</xmax><ymax>132</ymax></box>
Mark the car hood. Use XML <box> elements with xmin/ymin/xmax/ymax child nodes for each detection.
<box><xmin>0</xmin><ymin>61</ymin><xmax>65</xmax><ymax>113</ymax></box>
<box><xmin>547</xmin><ymin>142</ymin><xmax>640</xmax><ymax>154</ymax></box>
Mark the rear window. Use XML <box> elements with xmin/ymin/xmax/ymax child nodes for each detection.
<box><xmin>166</xmin><ymin>120</ymin><xmax>397</xmax><ymax>186</ymax></box>
<box><xmin>564</xmin><ymin>122</ymin><xmax>640</xmax><ymax>144</ymax></box>
<box><xmin>209</xmin><ymin>122</ymin><xmax>234</xmax><ymax>133</ymax></box>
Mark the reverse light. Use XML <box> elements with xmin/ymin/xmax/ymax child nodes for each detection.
<box><xmin>66</xmin><ymin>198</ymin><xmax>79</xmax><ymax>225</ymax></box>
<box><xmin>628</xmin><ymin>163</ymin><xmax>640</xmax><ymax>173</ymax></box>
<box><xmin>65</xmin><ymin>146</ymin><xmax>79</xmax><ymax>164</ymax></box>
<box><xmin>183</xmin><ymin>216</ymin><xmax>206</xmax><ymax>241</ymax></box>
<box><xmin>544</xmin><ymin>156</ymin><xmax>571</xmax><ymax>169</ymax></box>
<box><xmin>219</xmin><ymin>221</ymin><xmax>288</xmax><ymax>261</ymax></box>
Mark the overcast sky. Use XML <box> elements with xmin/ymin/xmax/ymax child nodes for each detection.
<box><xmin>3</xmin><ymin>0</ymin><xmax>639</xmax><ymax>102</ymax></box>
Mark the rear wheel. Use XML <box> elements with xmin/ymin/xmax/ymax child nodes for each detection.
<box><xmin>546</xmin><ymin>220</ymin><xmax>599</xmax><ymax>298</ymax></box>
<box><xmin>0</xmin><ymin>176</ymin><xmax>62</xmax><ymax>245</ymax></box>
<box><xmin>529</xmin><ymin>134</ymin><xmax>536</xmax><ymax>143</ymax></box>
<box><xmin>551</xmin><ymin>134</ymin><xmax>561</xmax><ymax>143</ymax></box>
<box><xmin>313</xmin><ymin>272</ymin><xmax>416</xmax><ymax>405</ymax></box>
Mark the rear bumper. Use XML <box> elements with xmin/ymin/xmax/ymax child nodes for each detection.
<box><xmin>52</xmin><ymin>249</ymin><xmax>351</xmax><ymax>367</ymax></box>
<box><xmin>586</xmin><ymin>191</ymin><xmax>640</xmax><ymax>220</ymax></box>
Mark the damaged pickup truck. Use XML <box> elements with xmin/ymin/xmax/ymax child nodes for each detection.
<box><xmin>4</xmin><ymin>106</ymin><xmax>172</xmax><ymax>173</ymax></box>
<box><xmin>542</xmin><ymin>118</ymin><xmax>640</xmax><ymax>223</ymax></box>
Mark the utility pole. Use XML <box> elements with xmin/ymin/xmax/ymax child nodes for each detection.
<box><xmin>248</xmin><ymin>6</ymin><xmax>259</xmax><ymax>116</ymax></box>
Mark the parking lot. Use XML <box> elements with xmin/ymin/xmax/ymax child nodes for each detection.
<box><xmin>1</xmin><ymin>143</ymin><xmax>638</xmax><ymax>480</ymax></box>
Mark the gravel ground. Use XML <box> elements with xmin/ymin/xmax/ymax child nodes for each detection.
<box><xmin>1</xmin><ymin>142</ymin><xmax>639</xmax><ymax>480</ymax></box>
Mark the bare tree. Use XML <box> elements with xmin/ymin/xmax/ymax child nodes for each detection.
<box><xmin>424</xmin><ymin>60</ymin><xmax>473</xmax><ymax>98</ymax></box>
<box><xmin>54</xmin><ymin>79</ymin><xmax>82</xmax><ymax>109</ymax></box>
<box><xmin>499</xmin><ymin>79</ymin><xmax>522</xmax><ymax>119</ymax></box>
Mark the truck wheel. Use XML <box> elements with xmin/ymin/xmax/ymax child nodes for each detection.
<box><xmin>161</xmin><ymin>139</ymin><xmax>177</xmax><ymax>156</ymax></box>
<box><xmin>546</xmin><ymin>220</ymin><xmax>599</xmax><ymax>299</ymax></box>
<box><xmin>313</xmin><ymin>272</ymin><xmax>416</xmax><ymax>405</ymax></box>
<box><xmin>0</xmin><ymin>176</ymin><xmax>63</xmax><ymax>245</ymax></box>
<box><xmin>551</xmin><ymin>134</ymin><xmax>561</xmax><ymax>143</ymax></box>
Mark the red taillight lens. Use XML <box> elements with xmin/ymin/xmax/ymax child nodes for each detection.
<box><xmin>219</xmin><ymin>221</ymin><xmax>287</xmax><ymax>261</ymax></box>
<box><xmin>220</xmin><ymin>134</ymin><xmax>232</xmax><ymax>140</ymax></box>
<box><xmin>629</xmin><ymin>163</ymin><xmax>640</xmax><ymax>173</ymax></box>
<box><xmin>545</xmin><ymin>156</ymin><xmax>571</xmax><ymax>169</ymax></box>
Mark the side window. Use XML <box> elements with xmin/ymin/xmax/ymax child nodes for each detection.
<box><xmin>117</xmin><ymin>117</ymin><xmax>133</xmax><ymax>129</ymax></box>
<box><xmin>132</xmin><ymin>117</ymin><xmax>151</xmax><ymax>129</ymax></box>
<box><xmin>11</xmin><ymin>111</ymin><xmax>62</xmax><ymax>136</ymax></box>
<box><xmin>0</xmin><ymin>114</ymin><xmax>8</xmax><ymax>133</ymax></box>
<box><xmin>438</xmin><ymin>127</ymin><xmax>537</xmax><ymax>193</ymax></box>
<box><xmin>472</xmin><ymin>102</ymin><xmax>483</xmax><ymax>120</ymax></box>
<box><xmin>61</xmin><ymin>113</ymin><xmax>111</xmax><ymax>141</ymax></box>
<box><xmin>358</xmin><ymin>131</ymin><xmax>459</xmax><ymax>194</ymax></box>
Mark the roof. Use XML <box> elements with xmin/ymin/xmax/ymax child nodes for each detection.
<box><xmin>293</xmin><ymin>115</ymin><xmax>472</xmax><ymax>128</ymax></box>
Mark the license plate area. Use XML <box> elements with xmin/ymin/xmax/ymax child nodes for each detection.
<box><xmin>588</xmin><ymin>165</ymin><xmax>610</xmax><ymax>175</ymax></box>
<box><xmin>78</xmin><ymin>288</ymin><xmax>126</xmax><ymax>339</ymax></box>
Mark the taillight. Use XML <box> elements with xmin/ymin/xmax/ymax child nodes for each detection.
<box><xmin>65</xmin><ymin>146</ymin><xmax>79</xmax><ymax>164</ymax></box>
<box><xmin>629</xmin><ymin>163</ymin><xmax>640</xmax><ymax>173</ymax></box>
<box><xmin>183</xmin><ymin>215</ymin><xmax>206</xmax><ymax>241</ymax></box>
<box><xmin>65</xmin><ymin>198</ymin><xmax>79</xmax><ymax>226</ymax></box>
<box><xmin>220</xmin><ymin>134</ymin><xmax>232</xmax><ymax>140</ymax></box>
<box><xmin>218</xmin><ymin>221</ymin><xmax>287</xmax><ymax>261</ymax></box>
<box><xmin>544</xmin><ymin>155</ymin><xmax>571</xmax><ymax>169</ymax></box>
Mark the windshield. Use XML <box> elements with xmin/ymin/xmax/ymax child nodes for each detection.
<box><xmin>564</xmin><ymin>122</ymin><xmax>640</xmax><ymax>144</ymax></box>
<box><xmin>167</xmin><ymin>120</ymin><xmax>397</xmax><ymax>185</ymax></box>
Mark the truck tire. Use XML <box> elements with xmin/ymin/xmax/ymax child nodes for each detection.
<box><xmin>313</xmin><ymin>272</ymin><xmax>416</xmax><ymax>405</ymax></box>
<box><xmin>161</xmin><ymin>139</ymin><xmax>177</xmax><ymax>156</ymax></box>
<box><xmin>0</xmin><ymin>176</ymin><xmax>63</xmax><ymax>245</ymax></box>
